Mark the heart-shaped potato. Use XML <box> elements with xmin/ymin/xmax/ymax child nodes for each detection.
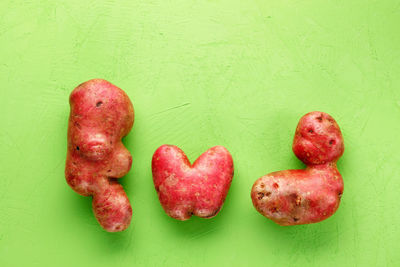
<box><xmin>251</xmin><ymin>111</ymin><xmax>344</xmax><ymax>225</ymax></box>
<box><xmin>152</xmin><ymin>145</ymin><xmax>234</xmax><ymax>220</ymax></box>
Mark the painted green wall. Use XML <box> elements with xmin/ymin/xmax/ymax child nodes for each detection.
<box><xmin>1</xmin><ymin>1</ymin><xmax>399</xmax><ymax>266</ymax></box>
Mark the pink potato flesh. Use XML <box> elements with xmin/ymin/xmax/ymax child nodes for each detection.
<box><xmin>251</xmin><ymin>111</ymin><xmax>344</xmax><ymax>225</ymax></box>
<box><xmin>152</xmin><ymin>145</ymin><xmax>234</xmax><ymax>220</ymax></box>
<box><xmin>65</xmin><ymin>79</ymin><xmax>134</xmax><ymax>232</ymax></box>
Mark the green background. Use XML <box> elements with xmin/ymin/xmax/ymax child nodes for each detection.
<box><xmin>1</xmin><ymin>0</ymin><xmax>399</xmax><ymax>266</ymax></box>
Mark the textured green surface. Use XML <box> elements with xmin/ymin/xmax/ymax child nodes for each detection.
<box><xmin>1</xmin><ymin>1</ymin><xmax>400</xmax><ymax>266</ymax></box>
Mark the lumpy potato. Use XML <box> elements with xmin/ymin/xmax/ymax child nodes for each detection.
<box><xmin>152</xmin><ymin>145</ymin><xmax>234</xmax><ymax>220</ymax></box>
<box><xmin>65</xmin><ymin>79</ymin><xmax>134</xmax><ymax>232</ymax></box>
<box><xmin>251</xmin><ymin>111</ymin><xmax>344</xmax><ymax>225</ymax></box>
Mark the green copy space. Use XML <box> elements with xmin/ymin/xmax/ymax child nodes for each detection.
<box><xmin>1</xmin><ymin>1</ymin><xmax>399</xmax><ymax>266</ymax></box>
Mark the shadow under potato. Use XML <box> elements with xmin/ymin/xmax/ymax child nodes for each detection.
<box><xmin>65</xmin><ymin>190</ymin><xmax>133</xmax><ymax>251</ymax></box>
<box><xmin>253</xmin><ymin>208</ymin><xmax>342</xmax><ymax>256</ymax></box>
<box><xmin>152</xmin><ymin>196</ymin><xmax>231</xmax><ymax>240</ymax></box>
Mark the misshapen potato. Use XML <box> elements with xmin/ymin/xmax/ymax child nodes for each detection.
<box><xmin>251</xmin><ymin>111</ymin><xmax>344</xmax><ymax>225</ymax></box>
<box><xmin>65</xmin><ymin>79</ymin><xmax>134</xmax><ymax>232</ymax></box>
<box><xmin>152</xmin><ymin>145</ymin><xmax>234</xmax><ymax>220</ymax></box>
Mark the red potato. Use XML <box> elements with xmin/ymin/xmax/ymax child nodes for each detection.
<box><xmin>65</xmin><ymin>79</ymin><xmax>134</xmax><ymax>232</ymax></box>
<box><xmin>152</xmin><ymin>145</ymin><xmax>234</xmax><ymax>220</ymax></box>
<box><xmin>251</xmin><ymin>111</ymin><xmax>344</xmax><ymax>225</ymax></box>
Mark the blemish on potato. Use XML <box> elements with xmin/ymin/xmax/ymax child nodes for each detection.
<box><xmin>269</xmin><ymin>207</ymin><xmax>278</xmax><ymax>213</ymax></box>
<box><xmin>295</xmin><ymin>196</ymin><xmax>301</xmax><ymax>206</ymax></box>
<box><xmin>164</xmin><ymin>175</ymin><xmax>178</xmax><ymax>187</ymax></box>
<box><xmin>73</xmin><ymin>121</ymin><xmax>81</xmax><ymax>129</ymax></box>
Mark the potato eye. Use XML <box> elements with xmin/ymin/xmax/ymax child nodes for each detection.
<box><xmin>329</xmin><ymin>139</ymin><xmax>336</xmax><ymax>145</ymax></box>
<box><xmin>308</xmin><ymin>129</ymin><xmax>314</xmax><ymax>133</ymax></box>
<box><xmin>96</xmin><ymin>101</ymin><xmax>103</xmax><ymax>107</ymax></box>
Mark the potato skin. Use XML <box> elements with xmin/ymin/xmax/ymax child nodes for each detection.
<box><xmin>251</xmin><ymin>111</ymin><xmax>344</xmax><ymax>225</ymax></box>
<box><xmin>152</xmin><ymin>145</ymin><xmax>234</xmax><ymax>220</ymax></box>
<box><xmin>65</xmin><ymin>79</ymin><xmax>134</xmax><ymax>232</ymax></box>
<box><xmin>293</xmin><ymin>111</ymin><xmax>344</xmax><ymax>165</ymax></box>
